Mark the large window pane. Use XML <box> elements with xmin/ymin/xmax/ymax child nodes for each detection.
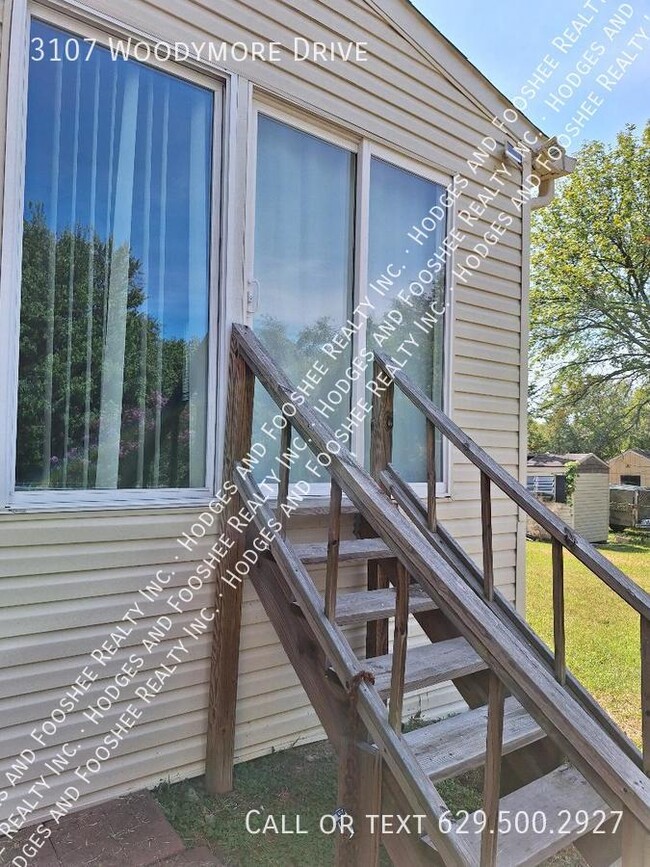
<box><xmin>16</xmin><ymin>20</ymin><xmax>214</xmax><ymax>490</ymax></box>
<box><xmin>366</xmin><ymin>158</ymin><xmax>447</xmax><ymax>482</ymax></box>
<box><xmin>252</xmin><ymin>115</ymin><xmax>355</xmax><ymax>483</ymax></box>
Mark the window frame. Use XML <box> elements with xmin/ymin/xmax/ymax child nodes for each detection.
<box><xmin>0</xmin><ymin>3</ymin><xmax>228</xmax><ymax>511</ymax></box>
<box><xmin>247</xmin><ymin>95</ymin><xmax>455</xmax><ymax>498</ymax></box>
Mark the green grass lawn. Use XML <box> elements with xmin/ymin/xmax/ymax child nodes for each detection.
<box><xmin>155</xmin><ymin>739</ymin><xmax>483</xmax><ymax>866</ymax></box>
<box><xmin>526</xmin><ymin>531</ymin><xmax>650</xmax><ymax>745</ymax></box>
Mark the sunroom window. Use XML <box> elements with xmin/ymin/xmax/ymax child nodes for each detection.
<box><xmin>252</xmin><ymin>115</ymin><xmax>356</xmax><ymax>482</ymax></box>
<box><xmin>16</xmin><ymin>20</ymin><xmax>214</xmax><ymax>492</ymax></box>
<box><xmin>252</xmin><ymin>113</ymin><xmax>447</xmax><ymax>488</ymax></box>
<box><xmin>366</xmin><ymin>157</ymin><xmax>446</xmax><ymax>483</ymax></box>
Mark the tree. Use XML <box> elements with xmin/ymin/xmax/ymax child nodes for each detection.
<box><xmin>528</xmin><ymin>375</ymin><xmax>650</xmax><ymax>459</ymax></box>
<box><xmin>529</xmin><ymin>122</ymin><xmax>650</xmax><ymax>453</ymax></box>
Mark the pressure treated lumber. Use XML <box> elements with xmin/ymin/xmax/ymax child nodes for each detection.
<box><xmin>231</xmin><ymin>324</ymin><xmax>650</xmax><ymax>828</ymax></box>
<box><xmin>365</xmin><ymin>636</ymin><xmax>487</xmax><ymax>697</ymax></box>
<box><xmin>403</xmin><ymin>696</ymin><xmax>544</xmax><ymax>783</ymax></box>
<box><xmin>332</xmin><ymin>586</ymin><xmax>437</xmax><ymax>625</ymax></box>
<box><xmin>205</xmin><ymin>342</ymin><xmax>254</xmax><ymax>794</ymax></box>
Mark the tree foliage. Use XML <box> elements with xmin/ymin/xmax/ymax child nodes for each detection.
<box><xmin>529</xmin><ymin>122</ymin><xmax>650</xmax><ymax>455</ymax></box>
<box><xmin>528</xmin><ymin>376</ymin><xmax>650</xmax><ymax>459</ymax></box>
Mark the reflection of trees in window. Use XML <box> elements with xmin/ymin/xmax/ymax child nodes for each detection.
<box><xmin>17</xmin><ymin>206</ymin><xmax>194</xmax><ymax>490</ymax></box>
<box><xmin>251</xmin><ymin>279</ymin><xmax>446</xmax><ymax>485</ymax></box>
<box><xmin>252</xmin><ymin>313</ymin><xmax>351</xmax><ymax>483</ymax></box>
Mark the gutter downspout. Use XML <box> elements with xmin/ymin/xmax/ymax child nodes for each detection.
<box><xmin>531</xmin><ymin>177</ymin><xmax>555</xmax><ymax>210</ymax></box>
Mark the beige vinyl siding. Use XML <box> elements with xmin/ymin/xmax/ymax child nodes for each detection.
<box><xmin>0</xmin><ymin>510</ymin><xmax>462</xmax><ymax>825</ymax></box>
<box><xmin>0</xmin><ymin>0</ymin><xmax>530</xmax><ymax>821</ymax></box>
<box><xmin>609</xmin><ymin>451</ymin><xmax>650</xmax><ymax>487</ymax></box>
<box><xmin>572</xmin><ymin>475</ymin><xmax>610</xmax><ymax>543</ymax></box>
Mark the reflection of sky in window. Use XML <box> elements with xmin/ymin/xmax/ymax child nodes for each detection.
<box><xmin>24</xmin><ymin>20</ymin><xmax>213</xmax><ymax>341</ymax></box>
<box><xmin>253</xmin><ymin>115</ymin><xmax>355</xmax><ymax>336</ymax></box>
<box><xmin>368</xmin><ymin>157</ymin><xmax>445</xmax><ymax>294</ymax></box>
<box><xmin>367</xmin><ymin>158</ymin><xmax>446</xmax><ymax>481</ymax></box>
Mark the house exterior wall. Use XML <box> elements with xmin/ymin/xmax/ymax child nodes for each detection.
<box><xmin>0</xmin><ymin>0</ymin><xmax>530</xmax><ymax>822</ymax></box>
<box><xmin>609</xmin><ymin>452</ymin><xmax>650</xmax><ymax>487</ymax></box>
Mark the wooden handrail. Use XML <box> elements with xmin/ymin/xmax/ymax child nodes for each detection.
<box><xmin>235</xmin><ymin>466</ymin><xmax>471</xmax><ymax>866</ymax></box>
<box><xmin>231</xmin><ymin>324</ymin><xmax>650</xmax><ymax>828</ymax></box>
<box><xmin>379</xmin><ymin>461</ymin><xmax>641</xmax><ymax>764</ymax></box>
<box><xmin>375</xmin><ymin>352</ymin><xmax>650</xmax><ymax>621</ymax></box>
<box><xmin>376</xmin><ymin>349</ymin><xmax>650</xmax><ymax>778</ymax></box>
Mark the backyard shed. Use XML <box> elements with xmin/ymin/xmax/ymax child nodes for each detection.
<box><xmin>526</xmin><ymin>453</ymin><xmax>610</xmax><ymax>543</ymax></box>
<box><xmin>0</xmin><ymin>0</ymin><xmax>576</xmax><ymax>839</ymax></box>
<box><xmin>608</xmin><ymin>448</ymin><xmax>650</xmax><ymax>487</ymax></box>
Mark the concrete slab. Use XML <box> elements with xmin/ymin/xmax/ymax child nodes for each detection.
<box><xmin>0</xmin><ymin>791</ymin><xmax>220</xmax><ymax>867</ymax></box>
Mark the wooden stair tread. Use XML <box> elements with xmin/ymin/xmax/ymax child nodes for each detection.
<box><xmin>459</xmin><ymin>763</ymin><xmax>612</xmax><ymax>866</ymax></box>
<box><xmin>294</xmin><ymin>538</ymin><xmax>393</xmax><ymax>565</ymax></box>
<box><xmin>403</xmin><ymin>696</ymin><xmax>545</xmax><ymax>782</ymax></box>
<box><xmin>366</xmin><ymin>636</ymin><xmax>487</xmax><ymax>697</ymax></box>
<box><xmin>332</xmin><ymin>587</ymin><xmax>437</xmax><ymax>625</ymax></box>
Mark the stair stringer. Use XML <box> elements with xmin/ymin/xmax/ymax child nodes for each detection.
<box><xmin>247</xmin><ymin>550</ymin><xmax>445</xmax><ymax>866</ymax></box>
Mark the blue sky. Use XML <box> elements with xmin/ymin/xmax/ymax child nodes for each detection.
<box><xmin>413</xmin><ymin>0</ymin><xmax>650</xmax><ymax>151</ymax></box>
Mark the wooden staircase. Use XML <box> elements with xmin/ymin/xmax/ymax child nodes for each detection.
<box><xmin>206</xmin><ymin>325</ymin><xmax>650</xmax><ymax>866</ymax></box>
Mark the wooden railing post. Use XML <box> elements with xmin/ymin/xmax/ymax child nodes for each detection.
<box><xmin>276</xmin><ymin>420</ymin><xmax>292</xmax><ymax>538</ymax></box>
<box><xmin>367</xmin><ymin>360</ymin><xmax>395</xmax><ymax>658</ymax></box>
<box><xmin>622</xmin><ymin>811</ymin><xmax>650</xmax><ymax>865</ymax></box>
<box><xmin>370</xmin><ymin>358</ymin><xmax>394</xmax><ymax>481</ymax></box>
<box><xmin>481</xmin><ymin>671</ymin><xmax>505</xmax><ymax>867</ymax></box>
<box><xmin>206</xmin><ymin>339</ymin><xmax>255</xmax><ymax>794</ymax></box>
<box><xmin>552</xmin><ymin>539</ymin><xmax>567</xmax><ymax>685</ymax></box>
<box><xmin>388</xmin><ymin>563</ymin><xmax>409</xmax><ymax>731</ymax></box>
<box><xmin>426</xmin><ymin>419</ymin><xmax>437</xmax><ymax>532</ymax></box>
<box><xmin>325</xmin><ymin>479</ymin><xmax>342</xmax><ymax>623</ymax></box>
<box><xmin>642</xmin><ymin>615</ymin><xmax>650</xmax><ymax>775</ymax></box>
<box><xmin>480</xmin><ymin>471</ymin><xmax>495</xmax><ymax>601</ymax></box>
<box><xmin>337</xmin><ymin>718</ymin><xmax>382</xmax><ymax>867</ymax></box>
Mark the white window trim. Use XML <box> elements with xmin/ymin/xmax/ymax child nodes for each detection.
<box><xmin>0</xmin><ymin>2</ymin><xmax>230</xmax><ymax>512</ymax></box>
<box><xmin>247</xmin><ymin>95</ymin><xmax>456</xmax><ymax>499</ymax></box>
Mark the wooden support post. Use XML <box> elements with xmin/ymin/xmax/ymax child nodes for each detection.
<box><xmin>366</xmin><ymin>561</ymin><xmax>390</xmax><ymax>658</ymax></box>
<box><xmin>276</xmin><ymin>421</ymin><xmax>291</xmax><ymax>537</ymax></box>
<box><xmin>336</xmin><ymin>734</ymin><xmax>382</xmax><ymax>867</ymax></box>
<box><xmin>622</xmin><ymin>811</ymin><xmax>650</xmax><ymax>866</ymax></box>
<box><xmin>325</xmin><ymin>479</ymin><xmax>342</xmax><ymax>623</ymax></box>
<box><xmin>426</xmin><ymin>418</ymin><xmax>437</xmax><ymax>532</ymax></box>
<box><xmin>368</xmin><ymin>358</ymin><xmax>394</xmax><ymax>659</ymax></box>
<box><xmin>205</xmin><ymin>341</ymin><xmax>255</xmax><ymax>794</ymax></box>
<box><xmin>552</xmin><ymin>539</ymin><xmax>567</xmax><ymax>686</ymax></box>
<box><xmin>370</xmin><ymin>358</ymin><xmax>394</xmax><ymax>481</ymax></box>
<box><xmin>642</xmin><ymin>615</ymin><xmax>650</xmax><ymax>775</ymax></box>
<box><xmin>388</xmin><ymin>562</ymin><xmax>409</xmax><ymax>731</ymax></box>
<box><xmin>481</xmin><ymin>671</ymin><xmax>505</xmax><ymax>867</ymax></box>
<box><xmin>480</xmin><ymin>472</ymin><xmax>494</xmax><ymax>601</ymax></box>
